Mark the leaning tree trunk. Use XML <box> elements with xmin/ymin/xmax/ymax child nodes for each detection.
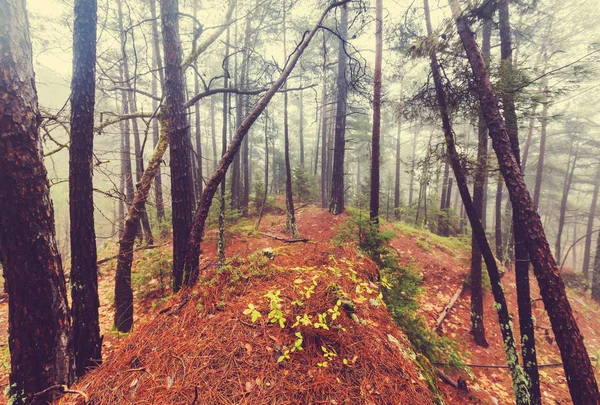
<box><xmin>423</xmin><ymin>1</ymin><xmax>529</xmax><ymax>402</ymax></box>
<box><xmin>329</xmin><ymin>3</ymin><xmax>349</xmax><ymax>214</ymax></box>
<box><xmin>449</xmin><ymin>0</ymin><xmax>600</xmax><ymax>401</ymax></box>
<box><xmin>69</xmin><ymin>0</ymin><xmax>101</xmax><ymax>377</ymax></box>
<box><xmin>183</xmin><ymin>1</ymin><xmax>349</xmax><ymax>284</ymax></box>
<box><xmin>0</xmin><ymin>1</ymin><xmax>73</xmax><ymax>402</ymax></box>
<box><xmin>470</xmin><ymin>19</ymin><xmax>491</xmax><ymax>348</ymax></box>
<box><xmin>150</xmin><ymin>0</ymin><xmax>166</xmax><ymax>222</ymax></box>
<box><xmin>369</xmin><ymin>0</ymin><xmax>382</xmax><ymax>225</ymax></box>
<box><xmin>499</xmin><ymin>1</ymin><xmax>540</xmax><ymax>400</ymax></box>
<box><xmin>161</xmin><ymin>0</ymin><xmax>196</xmax><ymax>292</ymax></box>
<box><xmin>114</xmin><ymin>116</ymin><xmax>170</xmax><ymax>332</ymax></box>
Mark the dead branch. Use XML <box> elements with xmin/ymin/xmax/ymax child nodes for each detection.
<box><xmin>258</xmin><ymin>232</ymin><xmax>310</xmax><ymax>243</ymax></box>
<box><xmin>33</xmin><ymin>385</ymin><xmax>89</xmax><ymax>402</ymax></box>
<box><xmin>97</xmin><ymin>243</ymin><xmax>168</xmax><ymax>265</ymax></box>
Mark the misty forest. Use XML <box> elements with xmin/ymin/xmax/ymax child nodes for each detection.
<box><xmin>1</xmin><ymin>0</ymin><xmax>600</xmax><ymax>403</ymax></box>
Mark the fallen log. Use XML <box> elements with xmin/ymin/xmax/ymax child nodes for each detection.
<box><xmin>434</xmin><ymin>277</ymin><xmax>466</xmax><ymax>331</ymax></box>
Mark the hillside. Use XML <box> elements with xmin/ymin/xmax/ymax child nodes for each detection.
<box><xmin>2</xmin><ymin>207</ymin><xmax>600</xmax><ymax>404</ymax></box>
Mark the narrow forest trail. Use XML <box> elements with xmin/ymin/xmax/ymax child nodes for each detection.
<box><xmin>389</xmin><ymin>224</ymin><xmax>600</xmax><ymax>404</ymax></box>
<box><xmin>2</xmin><ymin>207</ymin><xmax>599</xmax><ymax>404</ymax></box>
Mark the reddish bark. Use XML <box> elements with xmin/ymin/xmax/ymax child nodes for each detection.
<box><xmin>0</xmin><ymin>1</ymin><xmax>73</xmax><ymax>402</ymax></box>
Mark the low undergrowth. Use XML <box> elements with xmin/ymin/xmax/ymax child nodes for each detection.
<box><xmin>335</xmin><ymin>208</ymin><xmax>464</xmax><ymax>370</ymax></box>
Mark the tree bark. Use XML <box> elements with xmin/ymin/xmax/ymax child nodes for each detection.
<box><xmin>449</xmin><ymin>0</ymin><xmax>600</xmax><ymax>401</ymax></box>
<box><xmin>591</xmin><ymin>231</ymin><xmax>600</xmax><ymax>302</ymax></box>
<box><xmin>282</xmin><ymin>0</ymin><xmax>298</xmax><ymax>237</ymax></box>
<box><xmin>583</xmin><ymin>160</ymin><xmax>600</xmax><ymax>279</ymax></box>
<box><xmin>192</xmin><ymin>0</ymin><xmax>203</xmax><ymax>201</ymax></box>
<box><xmin>218</xmin><ymin>28</ymin><xmax>230</xmax><ymax>265</ymax></box>
<box><xmin>423</xmin><ymin>3</ymin><xmax>528</xmax><ymax>402</ymax></box>
<box><xmin>256</xmin><ymin>111</ymin><xmax>270</xmax><ymax>230</ymax></box>
<box><xmin>69</xmin><ymin>0</ymin><xmax>101</xmax><ymax>377</ymax></box>
<box><xmin>183</xmin><ymin>1</ymin><xmax>349</xmax><ymax>283</ymax></box>
<box><xmin>329</xmin><ymin>3</ymin><xmax>349</xmax><ymax>215</ymax></box>
<box><xmin>320</xmin><ymin>32</ymin><xmax>329</xmax><ymax>208</ymax></box>
<box><xmin>470</xmin><ymin>19</ymin><xmax>491</xmax><ymax>348</ymax></box>
<box><xmin>409</xmin><ymin>131</ymin><xmax>417</xmax><ymax>205</ymax></box>
<box><xmin>116</xmin><ymin>0</ymin><xmax>152</xmax><ymax>244</ymax></box>
<box><xmin>0</xmin><ymin>1</ymin><xmax>73</xmax><ymax>401</ymax></box>
<box><xmin>495</xmin><ymin>171</ymin><xmax>503</xmax><ymax>258</ymax></box>
<box><xmin>114</xmin><ymin>116</ymin><xmax>169</xmax><ymax>332</ymax></box>
<box><xmin>499</xmin><ymin>2</ymin><xmax>540</xmax><ymax>400</ymax></box>
<box><xmin>394</xmin><ymin>120</ymin><xmax>401</xmax><ymax>220</ymax></box>
<box><xmin>369</xmin><ymin>0</ymin><xmax>382</xmax><ymax>224</ymax></box>
<box><xmin>161</xmin><ymin>0</ymin><xmax>196</xmax><ymax>292</ymax></box>
<box><xmin>555</xmin><ymin>142</ymin><xmax>577</xmax><ymax>264</ymax></box>
<box><xmin>533</xmin><ymin>84</ymin><xmax>549</xmax><ymax>209</ymax></box>
<box><xmin>150</xmin><ymin>0</ymin><xmax>165</xmax><ymax>222</ymax></box>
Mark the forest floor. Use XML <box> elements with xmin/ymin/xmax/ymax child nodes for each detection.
<box><xmin>0</xmin><ymin>205</ymin><xmax>599</xmax><ymax>404</ymax></box>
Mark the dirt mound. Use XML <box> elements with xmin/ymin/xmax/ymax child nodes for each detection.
<box><xmin>59</xmin><ymin>207</ymin><xmax>441</xmax><ymax>405</ymax></box>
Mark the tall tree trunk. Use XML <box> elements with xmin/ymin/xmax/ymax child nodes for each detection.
<box><xmin>161</xmin><ymin>0</ymin><xmax>195</xmax><ymax>292</ymax></box>
<box><xmin>0</xmin><ymin>1</ymin><xmax>73</xmax><ymax>401</ymax></box>
<box><xmin>329</xmin><ymin>3</ymin><xmax>348</xmax><ymax>214</ymax></box>
<box><xmin>192</xmin><ymin>0</ymin><xmax>203</xmax><ymax>200</ymax></box>
<box><xmin>183</xmin><ymin>1</ymin><xmax>346</xmax><ymax>283</ymax></box>
<box><xmin>299</xmin><ymin>76</ymin><xmax>305</xmax><ymax>167</ymax></box>
<box><xmin>409</xmin><ymin>132</ymin><xmax>417</xmax><ymax>205</ymax></box>
<box><xmin>438</xmin><ymin>156</ymin><xmax>450</xmax><ymax>235</ymax></box>
<box><xmin>211</xmin><ymin>95</ymin><xmax>218</xmax><ymax>173</ymax></box>
<box><xmin>591</xmin><ymin>231</ymin><xmax>600</xmax><ymax>302</ymax></box>
<box><xmin>231</xmin><ymin>15</ymin><xmax>242</xmax><ymax>212</ymax></box>
<box><xmin>118</xmin><ymin>123</ymin><xmax>126</xmax><ymax>238</ymax></box>
<box><xmin>240</xmin><ymin>10</ymin><xmax>253</xmax><ymax>217</ymax></box>
<box><xmin>118</xmin><ymin>64</ymin><xmax>135</xmax><ymax>221</ymax></box>
<box><xmin>495</xmin><ymin>171</ymin><xmax>503</xmax><ymax>258</ymax></box>
<box><xmin>394</xmin><ymin>120</ymin><xmax>401</xmax><ymax>220</ymax></box>
<box><xmin>423</xmin><ymin>3</ymin><xmax>528</xmax><ymax>402</ymax></box>
<box><xmin>370</xmin><ymin>0</ymin><xmax>382</xmax><ymax>224</ymax></box>
<box><xmin>499</xmin><ymin>2</ymin><xmax>540</xmax><ymax>400</ymax></box>
<box><xmin>520</xmin><ymin>104</ymin><xmax>537</xmax><ymax>175</ymax></box>
<box><xmin>218</xmin><ymin>28</ymin><xmax>230</xmax><ymax>264</ymax></box>
<box><xmin>533</xmin><ymin>83</ymin><xmax>549</xmax><ymax>209</ymax></box>
<box><xmin>282</xmin><ymin>0</ymin><xmax>298</xmax><ymax>237</ymax></box>
<box><xmin>116</xmin><ymin>0</ymin><xmax>152</xmax><ymax>244</ymax></box>
<box><xmin>69</xmin><ymin>0</ymin><xmax>101</xmax><ymax>377</ymax></box>
<box><xmin>555</xmin><ymin>143</ymin><xmax>577</xmax><ymax>264</ymax></box>
<box><xmin>449</xmin><ymin>0</ymin><xmax>600</xmax><ymax>401</ymax></box>
<box><xmin>320</xmin><ymin>32</ymin><xmax>329</xmax><ymax>208</ymax></box>
<box><xmin>256</xmin><ymin>111</ymin><xmax>270</xmax><ymax>229</ymax></box>
<box><xmin>470</xmin><ymin>18</ymin><xmax>491</xmax><ymax>348</ymax></box>
<box><xmin>150</xmin><ymin>0</ymin><xmax>165</xmax><ymax>222</ymax></box>
<box><xmin>583</xmin><ymin>160</ymin><xmax>600</xmax><ymax>279</ymax></box>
